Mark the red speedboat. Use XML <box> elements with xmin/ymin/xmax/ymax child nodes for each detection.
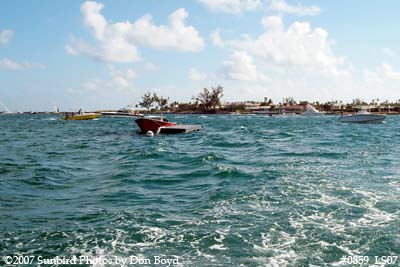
<box><xmin>135</xmin><ymin>116</ymin><xmax>177</xmax><ymax>133</ymax></box>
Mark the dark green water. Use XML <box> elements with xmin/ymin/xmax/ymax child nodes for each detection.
<box><xmin>0</xmin><ymin>114</ymin><xmax>399</xmax><ymax>266</ymax></box>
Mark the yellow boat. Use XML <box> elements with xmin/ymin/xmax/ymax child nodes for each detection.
<box><xmin>63</xmin><ymin>113</ymin><xmax>101</xmax><ymax>120</ymax></box>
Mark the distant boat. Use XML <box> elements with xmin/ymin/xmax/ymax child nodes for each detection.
<box><xmin>63</xmin><ymin>109</ymin><xmax>101</xmax><ymax>120</ymax></box>
<box><xmin>253</xmin><ymin>110</ymin><xmax>275</xmax><ymax>115</ymax></box>
<box><xmin>0</xmin><ymin>101</ymin><xmax>12</xmax><ymax>114</ymax></box>
<box><xmin>53</xmin><ymin>105</ymin><xmax>60</xmax><ymax>114</ymax></box>
<box><xmin>301</xmin><ymin>105</ymin><xmax>324</xmax><ymax>116</ymax></box>
<box><xmin>101</xmin><ymin>109</ymin><xmax>142</xmax><ymax>118</ymax></box>
<box><xmin>338</xmin><ymin>108</ymin><xmax>386</xmax><ymax>123</ymax></box>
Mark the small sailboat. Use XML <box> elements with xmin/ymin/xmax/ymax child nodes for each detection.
<box><xmin>63</xmin><ymin>109</ymin><xmax>101</xmax><ymax>120</ymax></box>
<box><xmin>53</xmin><ymin>105</ymin><xmax>60</xmax><ymax>114</ymax></box>
<box><xmin>0</xmin><ymin>101</ymin><xmax>12</xmax><ymax>115</ymax></box>
<box><xmin>338</xmin><ymin>107</ymin><xmax>386</xmax><ymax>123</ymax></box>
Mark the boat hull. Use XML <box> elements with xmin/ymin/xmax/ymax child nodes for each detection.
<box><xmin>63</xmin><ymin>114</ymin><xmax>101</xmax><ymax>120</ymax></box>
<box><xmin>338</xmin><ymin>114</ymin><xmax>386</xmax><ymax>123</ymax></box>
<box><xmin>135</xmin><ymin>118</ymin><xmax>177</xmax><ymax>133</ymax></box>
<box><xmin>301</xmin><ymin>113</ymin><xmax>324</xmax><ymax>116</ymax></box>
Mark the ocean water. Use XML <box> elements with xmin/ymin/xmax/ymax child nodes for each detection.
<box><xmin>0</xmin><ymin>114</ymin><xmax>399</xmax><ymax>266</ymax></box>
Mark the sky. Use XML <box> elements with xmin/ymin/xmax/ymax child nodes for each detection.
<box><xmin>1</xmin><ymin>0</ymin><xmax>400</xmax><ymax>111</ymax></box>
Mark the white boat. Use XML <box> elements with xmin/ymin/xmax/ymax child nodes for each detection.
<box><xmin>338</xmin><ymin>108</ymin><xmax>386</xmax><ymax>123</ymax></box>
<box><xmin>0</xmin><ymin>101</ymin><xmax>12</xmax><ymax>115</ymax></box>
<box><xmin>101</xmin><ymin>109</ymin><xmax>143</xmax><ymax>118</ymax></box>
<box><xmin>53</xmin><ymin>105</ymin><xmax>60</xmax><ymax>114</ymax></box>
<box><xmin>301</xmin><ymin>105</ymin><xmax>324</xmax><ymax>116</ymax></box>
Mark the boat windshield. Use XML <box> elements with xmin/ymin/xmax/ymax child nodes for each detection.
<box><xmin>357</xmin><ymin>108</ymin><xmax>369</xmax><ymax>114</ymax></box>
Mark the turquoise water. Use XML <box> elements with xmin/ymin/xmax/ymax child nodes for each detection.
<box><xmin>1</xmin><ymin>114</ymin><xmax>399</xmax><ymax>266</ymax></box>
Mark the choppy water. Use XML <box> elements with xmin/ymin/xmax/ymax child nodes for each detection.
<box><xmin>1</xmin><ymin>114</ymin><xmax>399</xmax><ymax>266</ymax></box>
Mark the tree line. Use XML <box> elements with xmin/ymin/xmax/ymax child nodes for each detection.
<box><xmin>137</xmin><ymin>85</ymin><xmax>225</xmax><ymax>113</ymax></box>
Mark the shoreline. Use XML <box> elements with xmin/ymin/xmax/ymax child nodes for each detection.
<box><xmin>2</xmin><ymin>112</ymin><xmax>400</xmax><ymax>116</ymax></box>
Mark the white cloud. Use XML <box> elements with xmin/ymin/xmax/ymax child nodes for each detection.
<box><xmin>66</xmin><ymin>1</ymin><xmax>204</xmax><ymax>63</ymax></box>
<box><xmin>208</xmin><ymin>16</ymin><xmax>362</xmax><ymax>103</ymax></box>
<box><xmin>81</xmin><ymin>80</ymin><xmax>101</xmax><ymax>91</ymax></box>
<box><xmin>0</xmin><ymin>29</ymin><xmax>14</xmax><ymax>44</ymax></box>
<box><xmin>66</xmin><ymin>88</ymin><xmax>82</xmax><ymax>95</ymax></box>
<box><xmin>129</xmin><ymin>8</ymin><xmax>204</xmax><ymax>51</ymax></box>
<box><xmin>220</xmin><ymin>50</ymin><xmax>268</xmax><ymax>81</ymax></box>
<box><xmin>110</xmin><ymin>67</ymin><xmax>136</xmax><ymax>89</ymax></box>
<box><xmin>0</xmin><ymin>58</ymin><xmax>46</xmax><ymax>70</ymax></box>
<box><xmin>364</xmin><ymin>69</ymin><xmax>382</xmax><ymax>83</ymax></box>
<box><xmin>228</xmin><ymin>16</ymin><xmax>350</xmax><ymax>77</ymax></box>
<box><xmin>260</xmin><ymin>15</ymin><xmax>283</xmax><ymax>30</ymax></box>
<box><xmin>65</xmin><ymin>35</ymin><xmax>113</xmax><ymax>60</ymax></box>
<box><xmin>199</xmin><ymin>0</ymin><xmax>262</xmax><ymax>15</ymax></box>
<box><xmin>82</xmin><ymin>1</ymin><xmax>107</xmax><ymax>40</ymax></box>
<box><xmin>188</xmin><ymin>68</ymin><xmax>207</xmax><ymax>81</ymax></box>
<box><xmin>210</xmin><ymin>29</ymin><xmax>225</xmax><ymax>47</ymax></box>
<box><xmin>79</xmin><ymin>67</ymin><xmax>136</xmax><ymax>92</ymax></box>
<box><xmin>268</xmin><ymin>0</ymin><xmax>321</xmax><ymax>16</ymax></box>
<box><xmin>364</xmin><ymin>62</ymin><xmax>400</xmax><ymax>83</ymax></box>
<box><xmin>65</xmin><ymin>66</ymin><xmax>142</xmax><ymax>111</ymax></box>
<box><xmin>65</xmin><ymin>68</ymin><xmax>140</xmax><ymax>110</ymax></box>
<box><xmin>144</xmin><ymin>62</ymin><xmax>159</xmax><ymax>71</ymax></box>
<box><xmin>382</xmin><ymin>48</ymin><xmax>399</xmax><ymax>58</ymax></box>
<box><xmin>359</xmin><ymin>63</ymin><xmax>400</xmax><ymax>101</ymax></box>
<box><xmin>0</xmin><ymin>32</ymin><xmax>46</xmax><ymax>71</ymax></box>
<box><xmin>381</xmin><ymin>62</ymin><xmax>400</xmax><ymax>80</ymax></box>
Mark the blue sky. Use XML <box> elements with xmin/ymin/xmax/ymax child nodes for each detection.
<box><xmin>1</xmin><ymin>0</ymin><xmax>400</xmax><ymax>111</ymax></box>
